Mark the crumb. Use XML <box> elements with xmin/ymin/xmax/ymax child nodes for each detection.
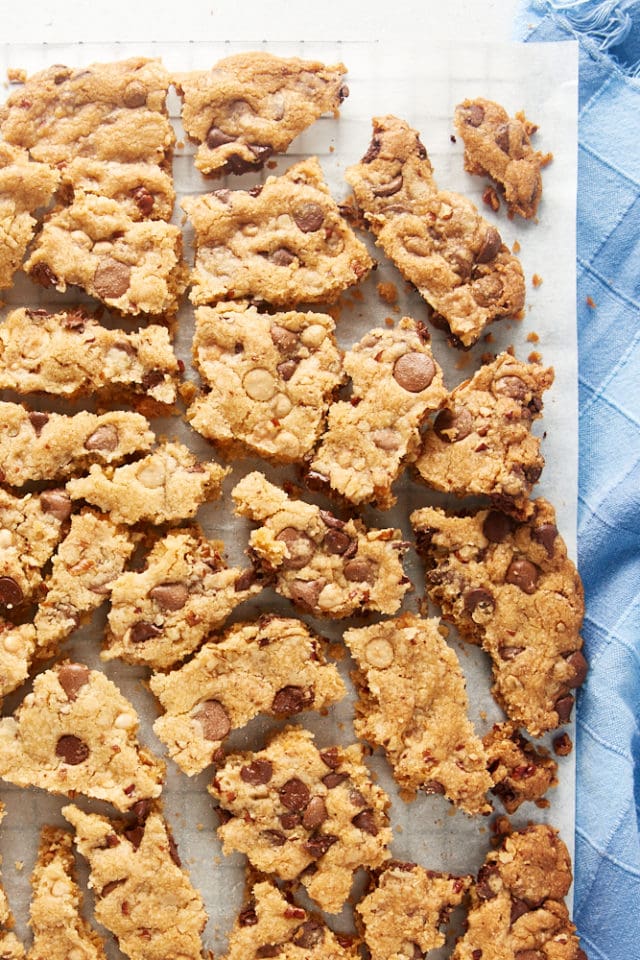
<box><xmin>492</xmin><ymin>815</ymin><xmax>511</xmax><ymax>838</ymax></box>
<box><xmin>7</xmin><ymin>68</ymin><xmax>26</xmax><ymax>83</ymax></box>
<box><xmin>528</xmin><ymin>351</ymin><xmax>542</xmax><ymax>363</ymax></box>
<box><xmin>329</xmin><ymin>145</ymin><xmax>335</xmax><ymax>153</ymax></box>
<box><xmin>532</xmin><ymin>273</ymin><xmax>543</xmax><ymax>288</ymax></box>
<box><xmin>214</xmin><ymin>856</ymin><xmax>221</xmax><ymax>865</ymax></box>
<box><xmin>480</xmin><ymin>351</ymin><xmax>495</xmax><ymax>365</ymax></box>
<box><xmin>553</xmin><ymin>733</ymin><xmax>573</xmax><ymax>757</ymax></box>
<box><xmin>384</xmin><ymin>316</ymin><xmax>394</xmax><ymax>327</ymax></box>
<box><xmin>267</xmin><ymin>160</ymin><xmax>277</xmax><ymax>169</ymax></box>
<box><xmin>526</xmin><ymin>331</ymin><xmax>540</xmax><ymax>343</ymax></box>
<box><xmin>479</xmin><ymin>711</ymin><xmax>487</xmax><ymax>722</ymax></box>
<box><xmin>329</xmin><ymin>642</ymin><xmax>346</xmax><ymax>661</ymax></box>
<box><xmin>197</xmin><ymin>823</ymin><xmax>204</xmax><ymax>831</ymax></box>
<box><xmin>506</xmin><ymin>344</ymin><xmax>516</xmax><ymax>356</ymax></box>
<box><xmin>484</xmin><ymin>331</ymin><xmax>495</xmax><ymax>343</ymax></box>
<box><xmin>450</xmin><ymin>134</ymin><xmax>457</xmax><ymax>143</ymax></box>
<box><xmin>535</xmin><ymin>798</ymin><xmax>551</xmax><ymax>809</ymax></box>
<box><xmin>512</xmin><ymin>239</ymin><xmax>521</xmax><ymax>254</ymax></box>
<box><xmin>437</xmin><ymin>623</ymin><xmax>450</xmax><ymax>639</ymax></box>
<box><xmin>395</xmin><ymin>824</ymin><xmax>404</xmax><ymax>833</ymax></box>
<box><xmin>586</xmin><ymin>296</ymin><xmax>596</xmax><ymax>309</ymax></box>
<box><xmin>176</xmin><ymin>139</ymin><xmax>185</xmax><ymax>150</ymax></box>
<box><xmin>14</xmin><ymin>861</ymin><xmax>23</xmax><ymax>871</ymax></box>
<box><xmin>179</xmin><ymin>381</ymin><xmax>198</xmax><ymax>404</ymax></box>
<box><xmin>482</xmin><ymin>185</ymin><xmax>500</xmax><ymax>212</ymax></box>
<box><xmin>377</xmin><ymin>281</ymin><xmax>398</xmax><ymax>305</ymax></box>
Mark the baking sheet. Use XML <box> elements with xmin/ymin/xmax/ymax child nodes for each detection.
<box><xmin>0</xmin><ymin>39</ymin><xmax>579</xmax><ymax>956</ymax></box>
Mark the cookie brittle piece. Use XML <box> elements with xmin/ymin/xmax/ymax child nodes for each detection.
<box><xmin>0</xmin><ymin>663</ymin><xmax>164</xmax><ymax>810</ymax></box>
<box><xmin>357</xmin><ymin>861</ymin><xmax>471</xmax><ymax>960</ymax></box>
<box><xmin>150</xmin><ymin>615</ymin><xmax>346</xmax><ymax>775</ymax></box>
<box><xmin>34</xmin><ymin>511</ymin><xmax>136</xmax><ymax>656</ymax></box>
<box><xmin>187</xmin><ymin>302</ymin><xmax>343</xmax><ymax>463</ymax></box>
<box><xmin>308</xmin><ymin>317</ymin><xmax>446</xmax><ymax>509</ymax></box>
<box><xmin>175</xmin><ymin>52</ymin><xmax>347</xmax><ymax>177</ymax></box>
<box><xmin>415</xmin><ymin>352</ymin><xmax>554</xmax><ymax>517</ymax></box>
<box><xmin>66</xmin><ymin>443</ymin><xmax>227</xmax><ymax>526</ymax></box>
<box><xmin>0</xmin><ymin>308</ymin><xmax>180</xmax><ymax>405</ymax></box>
<box><xmin>232</xmin><ymin>472</ymin><xmax>410</xmax><ymax>619</ymax></box>
<box><xmin>0</xmin><ymin>58</ymin><xmax>174</xmax><ymax>167</ymax></box>
<box><xmin>0</xmin><ymin>143</ymin><xmax>59</xmax><ymax>290</ymax></box>
<box><xmin>345</xmin><ymin>613</ymin><xmax>492</xmax><ymax>814</ymax></box>
<box><xmin>0</xmin><ymin>804</ymin><xmax>25</xmax><ymax>960</ymax></box>
<box><xmin>411</xmin><ymin>500</ymin><xmax>587</xmax><ymax>736</ymax></box>
<box><xmin>211</xmin><ymin>725</ymin><xmax>391</xmax><ymax>914</ymax></box>
<box><xmin>27</xmin><ymin>827</ymin><xmax>107</xmax><ymax>960</ymax></box>
<box><xmin>222</xmin><ymin>873</ymin><xmax>359</xmax><ymax>960</ymax></box>
<box><xmin>182</xmin><ymin>157</ymin><xmax>373</xmax><ymax>306</ymax></box>
<box><xmin>451</xmin><ymin>825</ymin><xmax>586</xmax><ymax>960</ymax></box>
<box><xmin>345</xmin><ymin>115</ymin><xmax>525</xmax><ymax>347</ymax></box>
<box><xmin>59</xmin><ymin>157</ymin><xmax>175</xmax><ymax>220</ymax></box>
<box><xmin>25</xmin><ymin>193</ymin><xmax>187</xmax><ymax>316</ymax></box>
<box><xmin>0</xmin><ymin>403</ymin><xmax>154</xmax><ymax>486</ymax></box>
<box><xmin>0</xmin><ymin>620</ymin><xmax>36</xmax><ymax>705</ymax></box>
<box><xmin>104</xmin><ymin>528</ymin><xmax>262</xmax><ymax>669</ymax></box>
<box><xmin>63</xmin><ymin>803</ymin><xmax>206</xmax><ymax>960</ymax></box>
<box><xmin>484</xmin><ymin>721</ymin><xmax>557</xmax><ymax>813</ymax></box>
<box><xmin>455</xmin><ymin>98</ymin><xmax>552</xmax><ymax>220</ymax></box>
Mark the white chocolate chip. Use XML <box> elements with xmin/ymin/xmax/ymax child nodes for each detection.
<box><xmin>316</xmin><ymin>583</ymin><xmax>344</xmax><ymax>610</ymax></box>
<box><xmin>273</xmin><ymin>394</ymin><xmax>292</xmax><ymax>418</ymax></box>
<box><xmin>136</xmin><ymin>458</ymin><xmax>165</xmax><ymax>488</ymax></box>
<box><xmin>2</xmin><ymin>631</ymin><xmax>21</xmax><ymax>653</ymax></box>
<box><xmin>0</xmin><ymin>530</ymin><xmax>13</xmax><ymax>549</ymax></box>
<box><xmin>114</xmin><ymin>712</ymin><xmax>137</xmax><ymax>730</ymax></box>
<box><xmin>300</xmin><ymin>324</ymin><xmax>327</xmax><ymax>348</ymax></box>
<box><xmin>365</xmin><ymin>637</ymin><xmax>395</xmax><ymax>669</ymax></box>
<box><xmin>243</xmin><ymin>368</ymin><xmax>276</xmax><ymax>402</ymax></box>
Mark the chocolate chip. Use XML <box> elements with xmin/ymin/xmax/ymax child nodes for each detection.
<box><xmin>393</xmin><ymin>352</ymin><xmax>435</xmax><ymax>392</ymax></box>
<box><xmin>193</xmin><ymin>700</ymin><xmax>231</xmax><ymax>742</ymax></box>
<box><xmin>422</xmin><ymin>780</ymin><xmax>446</xmax><ymax>796</ymax></box>
<box><xmin>225</xmin><ymin>154</ymin><xmax>255</xmax><ymax>175</ymax></box>
<box><xmin>40</xmin><ymin>489</ymin><xmax>72</xmax><ymax>521</ymax></box>
<box><xmin>275</xmin><ymin>527</ymin><xmax>315</xmax><ymax>570</ymax></box>
<box><xmin>472</xmin><ymin>275</ymin><xmax>504</xmax><ymax>306</ymax></box>
<box><xmin>433</xmin><ymin>406</ymin><xmax>473</xmax><ymax>443</ymax></box>
<box><xmin>510</xmin><ymin>898</ymin><xmax>530</xmax><ymax>925</ymax></box>
<box><xmin>320</xmin><ymin>748</ymin><xmax>340</xmax><ymax>769</ymax></box>
<box><xmin>131</xmin><ymin>800</ymin><xmax>152</xmax><ymax>823</ymax></box>
<box><xmin>552</xmin><ymin>732</ymin><xmax>573</xmax><ymax>757</ymax></box>
<box><xmin>482</xmin><ymin>511</ymin><xmax>513</xmax><ymax>543</ymax></box>
<box><xmin>293</xmin><ymin>203</ymin><xmax>324</xmax><ymax>233</ymax></box>
<box><xmin>57</xmin><ymin>663</ymin><xmax>90</xmax><ymax>701</ymax></box>
<box><xmin>101</xmin><ymin>879</ymin><xmax>125</xmax><ymax>897</ymax></box>
<box><xmin>142</xmin><ymin>369</ymin><xmax>165</xmax><ymax>393</ymax></box>
<box><xmin>322</xmin><ymin>772</ymin><xmax>348</xmax><ymax>789</ymax></box>
<box><xmin>464</xmin><ymin>103</ymin><xmax>485</xmax><ymax>127</ymax></box>
<box><xmin>256</xmin><ymin>945</ymin><xmax>282</xmax><ymax>958</ymax></box>
<box><xmin>302</xmin><ymin>796</ymin><xmax>327</xmax><ymax>829</ymax></box>
<box><xmin>410</xmin><ymin>945</ymin><xmax>425</xmax><ymax>959</ymax></box>
<box><xmin>494</xmin><ymin>375</ymin><xmax>528</xmax><ymax>401</ymax></box>
<box><xmin>271</xmin><ymin>685</ymin><xmax>312</xmax><ymax>716</ymax></box>
<box><xmin>565</xmin><ymin>650</ymin><xmax>588</xmax><ymax>687</ymax></box>
<box><xmin>122</xmin><ymin>81</ymin><xmax>148</xmax><ymax>108</ymax></box>
<box><xmin>343</xmin><ymin>559</ymin><xmax>375</xmax><ymax>583</ymax></box>
<box><xmin>55</xmin><ymin>735</ymin><xmax>90</xmax><ymax>765</ymax></box>
<box><xmin>30</xmin><ymin>262</ymin><xmax>58</xmax><ymax>288</ymax></box>
<box><xmin>476</xmin><ymin>864</ymin><xmax>500</xmax><ymax>900</ymax></box>
<box><xmin>239</xmin><ymin>906</ymin><xmax>258</xmax><ymax>927</ymax></box>
<box><xmin>349</xmin><ymin>788</ymin><xmax>367</xmax><ymax>807</ymax></box>
<box><xmin>93</xmin><ymin>258</ymin><xmax>131</xmax><ymax>300</ymax></box>
<box><xmin>261</xmin><ymin>829</ymin><xmax>286</xmax><ymax>847</ymax></box>
<box><xmin>373</xmin><ymin>175</ymin><xmax>403</xmax><ymax>197</ymax></box>
<box><xmin>149</xmin><ymin>582</ymin><xmax>189</xmax><ymax>611</ymax></box>
<box><xmin>352</xmin><ymin>809</ymin><xmax>379</xmax><ymax>835</ymax></box>
<box><xmin>323</xmin><ymin>530</ymin><xmax>353</xmax><ymax>555</ymax></box>
<box><xmin>463</xmin><ymin>588</ymin><xmax>494</xmax><ymax>616</ymax></box>
<box><xmin>129</xmin><ymin>621</ymin><xmax>162</xmax><ymax>644</ymax></box>
<box><xmin>532</xmin><ymin>523</ymin><xmax>558</xmax><ymax>557</ymax></box>
<box><xmin>319</xmin><ymin>511</ymin><xmax>345</xmax><ymax>531</ymax></box>
<box><xmin>270</xmin><ymin>324</ymin><xmax>299</xmax><ymax>355</ymax></box>
<box><xmin>124</xmin><ymin>825</ymin><xmax>144</xmax><ymax>850</ymax></box>
<box><xmin>555</xmin><ymin>695</ymin><xmax>574</xmax><ymax>724</ymax></box>
<box><xmin>277</xmin><ymin>359</ymin><xmax>298</xmax><ymax>381</ymax></box>
<box><xmin>362</xmin><ymin>137</ymin><xmax>381</xmax><ymax>163</ymax></box>
<box><xmin>494</xmin><ymin>123</ymin><xmax>511</xmax><ymax>153</ymax></box>
<box><xmin>240</xmin><ymin>759</ymin><xmax>273</xmax><ymax>785</ymax></box>
<box><xmin>279</xmin><ymin>778</ymin><xmax>310</xmax><ymax>812</ymax></box>
<box><xmin>132</xmin><ymin>186</ymin><xmax>154</xmax><ymax>216</ymax></box>
<box><xmin>304</xmin><ymin>834</ymin><xmax>338</xmax><ymax>858</ymax></box>
<box><xmin>476</xmin><ymin>227</ymin><xmax>503</xmax><ymax>264</ymax></box>
<box><xmin>167</xmin><ymin>830</ymin><xmax>181</xmax><ymax>867</ymax></box>
<box><xmin>505</xmin><ymin>558</ymin><xmax>539</xmax><ymax>594</ymax></box>
<box><xmin>292</xmin><ymin>921</ymin><xmax>325</xmax><ymax>948</ymax></box>
<box><xmin>235</xmin><ymin>568</ymin><xmax>257</xmax><ymax>592</ymax></box>
<box><xmin>269</xmin><ymin>247</ymin><xmax>296</xmax><ymax>266</ymax></box>
<box><xmin>28</xmin><ymin>411</ymin><xmax>49</xmax><ymax>436</ymax></box>
<box><xmin>289</xmin><ymin>579</ymin><xmax>324</xmax><ymax>611</ymax></box>
<box><xmin>248</xmin><ymin>143</ymin><xmax>273</xmax><ymax>164</ymax></box>
<box><xmin>280</xmin><ymin>812</ymin><xmax>301</xmax><ymax>830</ymax></box>
<box><xmin>206</xmin><ymin>126</ymin><xmax>235</xmax><ymax>149</ymax></box>
<box><xmin>84</xmin><ymin>424</ymin><xmax>118</xmax><ymax>452</ymax></box>
<box><xmin>499</xmin><ymin>645</ymin><xmax>525</xmax><ymax>661</ymax></box>
<box><xmin>0</xmin><ymin>577</ymin><xmax>24</xmax><ymax>608</ymax></box>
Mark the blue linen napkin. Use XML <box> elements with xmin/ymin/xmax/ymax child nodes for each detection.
<box><xmin>514</xmin><ymin>3</ymin><xmax>640</xmax><ymax>958</ymax></box>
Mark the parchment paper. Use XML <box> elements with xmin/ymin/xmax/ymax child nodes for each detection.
<box><xmin>0</xmin><ymin>39</ymin><xmax>579</xmax><ymax>957</ymax></box>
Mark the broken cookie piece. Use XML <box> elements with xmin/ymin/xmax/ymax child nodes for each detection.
<box><xmin>59</xmin><ymin>157</ymin><xmax>175</xmax><ymax>221</ymax></box>
<box><xmin>484</xmin><ymin>721</ymin><xmax>557</xmax><ymax>813</ymax></box>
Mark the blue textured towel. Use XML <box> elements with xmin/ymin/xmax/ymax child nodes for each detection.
<box><xmin>514</xmin><ymin>3</ymin><xmax>640</xmax><ymax>957</ymax></box>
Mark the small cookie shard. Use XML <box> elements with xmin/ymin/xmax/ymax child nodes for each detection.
<box><xmin>232</xmin><ymin>472</ymin><xmax>410</xmax><ymax>619</ymax></box>
<box><xmin>0</xmin><ymin>308</ymin><xmax>180</xmax><ymax>404</ymax></box>
<box><xmin>0</xmin><ymin>143</ymin><xmax>59</xmax><ymax>290</ymax></box>
<box><xmin>0</xmin><ymin>620</ymin><xmax>36</xmax><ymax>705</ymax></box>
<box><xmin>63</xmin><ymin>804</ymin><xmax>206</xmax><ymax>960</ymax></box>
<box><xmin>175</xmin><ymin>52</ymin><xmax>348</xmax><ymax>176</ymax></box>
<box><xmin>411</xmin><ymin>499</ymin><xmax>587</xmax><ymax>736</ymax></box>
<box><xmin>187</xmin><ymin>302</ymin><xmax>343</xmax><ymax>463</ymax></box>
<box><xmin>182</xmin><ymin>157</ymin><xmax>373</xmax><ymax>306</ymax></box>
<box><xmin>59</xmin><ymin>158</ymin><xmax>175</xmax><ymax>221</ymax></box>
<box><xmin>357</xmin><ymin>862</ymin><xmax>471</xmax><ymax>959</ymax></box>
<box><xmin>309</xmin><ymin>317</ymin><xmax>446</xmax><ymax>509</ymax></box>
<box><xmin>25</xmin><ymin>193</ymin><xmax>187</xmax><ymax>316</ymax></box>
<box><xmin>66</xmin><ymin>443</ymin><xmax>228</xmax><ymax>525</ymax></box>
<box><xmin>0</xmin><ymin>663</ymin><xmax>164</xmax><ymax>810</ymax></box>
<box><xmin>0</xmin><ymin>403</ymin><xmax>155</xmax><ymax>486</ymax></box>
<box><xmin>0</xmin><ymin>804</ymin><xmax>26</xmax><ymax>960</ymax></box>
<box><xmin>345</xmin><ymin>115</ymin><xmax>525</xmax><ymax>347</ymax></box>
<box><xmin>150</xmin><ymin>615</ymin><xmax>346</xmax><ymax>775</ymax></box>
<box><xmin>415</xmin><ymin>352</ymin><xmax>554</xmax><ymax>517</ymax></box>
<box><xmin>455</xmin><ymin>98</ymin><xmax>552</xmax><ymax>220</ymax></box>
<box><xmin>0</xmin><ymin>58</ymin><xmax>174</xmax><ymax>167</ymax></box>
<box><xmin>210</xmin><ymin>725</ymin><xmax>391</xmax><ymax>914</ymax></box>
<box><xmin>27</xmin><ymin>827</ymin><xmax>107</xmax><ymax>960</ymax></box>
<box><xmin>104</xmin><ymin>528</ymin><xmax>263</xmax><ymax>669</ymax></box>
<box><xmin>34</xmin><ymin>511</ymin><xmax>136</xmax><ymax>656</ymax></box>
<box><xmin>345</xmin><ymin>613</ymin><xmax>492</xmax><ymax>814</ymax></box>
<box><xmin>451</xmin><ymin>825</ymin><xmax>586</xmax><ymax>960</ymax></box>
<box><xmin>484</xmin><ymin>721</ymin><xmax>558</xmax><ymax>813</ymax></box>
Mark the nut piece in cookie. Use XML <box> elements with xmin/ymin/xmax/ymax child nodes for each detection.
<box><xmin>345</xmin><ymin>613</ymin><xmax>492</xmax><ymax>814</ymax></box>
<box><xmin>151</xmin><ymin>615</ymin><xmax>346</xmax><ymax>775</ymax></box>
<box><xmin>0</xmin><ymin>663</ymin><xmax>164</xmax><ymax>810</ymax></box>
<box><xmin>210</xmin><ymin>724</ymin><xmax>391</xmax><ymax>914</ymax></box>
<box><xmin>484</xmin><ymin>721</ymin><xmax>558</xmax><ymax>813</ymax></box>
<box><xmin>175</xmin><ymin>52</ymin><xmax>348</xmax><ymax>176</ymax></box>
<box><xmin>232</xmin><ymin>471</ymin><xmax>411</xmax><ymax>619</ymax></box>
<box><xmin>455</xmin><ymin>98</ymin><xmax>552</xmax><ymax>220</ymax></box>
<box><xmin>411</xmin><ymin>499</ymin><xmax>587</xmax><ymax>736</ymax></box>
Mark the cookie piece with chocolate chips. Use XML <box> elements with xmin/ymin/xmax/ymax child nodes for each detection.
<box><xmin>210</xmin><ymin>724</ymin><xmax>391</xmax><ymax>913</ymax></box>
<box><xmin>175</xmin><ymin>52</ymin><xmax>347</xmax><ymax>176</ymax></box>
<box><xmin>410</xmin><ymin>499</ymin><xmax>587</xmax><ymax>736</ymax></box>
<box><xmin>104</xmin><ymin>528</ymin><xmax>263</xmax><ymax>669</ymax></box>
<box><xmin>182</xmin><ymin>157</ymin><xmax>373</xmax><ymax>306</ymax></box>
<box><xmin>150</xmin><ymin>616</ymin><xmax>345</xmax><ymax>775</ymax></box>
<box><xmin>415</xmin><ymin>352</ymin><xmax>554</xmax><ymax>518</ymax></box>
<box><xmin>455</xmin><ymin>98</ymin><xmax>552</xmax><ymax>220</ymax></box>
<box><xmin>345</xmin><ymin>613</ymin><xmax>492</xmax><ymax>814</ymax></box>
<box><xmin>63</xmin><ymin>803</ymin><xmax>206</xmax><ymax>960</ymax></box>
<box><xmin>59</xmin><ymin>157</ymin><xmax>175</xmax><ymax>220</ymax></box>
<box><xmin>0</xmin><ymin>804</ymin><xmax>25</xmax><ymax>960</ymax></box>
<box><xmin>345</xmin><ymin>115</ymin><xmax>525</xmax><ymax>347</ymax></box>
<box><xmin>308</xmin><ymin>317</ymin><xmax>446</xmax><ymax>509</ymax></box>
<box><xmin>232</xmin><ymin>472</ymin><xmax>410</xmax><ymax>619</ymax></box>
<box><xmin>0</xmin><ymin>663</ymin><xmax>164</xmax><ymax>810</ymax></box>
<box><xmin>484</xmin><ymin>721</ymin><xmax>558</xmax><ymax>813</ymax></box>
<box><xmin>187</xmin><ymin>301</ymin><xmax>343</xmax><ymax>463</ymax></box>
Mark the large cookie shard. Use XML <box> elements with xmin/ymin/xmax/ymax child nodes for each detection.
<box><xmin>411</xmin><ymin>499</ymin><xmax>587</xmax><ymax>736</ymax></box>
<box><xmin>0</xmin><ymin>804</ymin><xmax>25</xmax><ymax>960</ymax></box>
<box><xmin>59</xmin><ymin>157</ymin><xmax>175</xmax><ymax>221</ymax></box>
<box><xmin>210</xmin><ymin>724</ymin><xmax>391</xmax><ymax>914</ymax></box>
<box><xmin>62</xmin><ymin>804</ymin><xmax>207</xmax><ymax>960</ymax></box>
<box><xmin>451</xmin><ymin>824</ymin><xmax>586</xmax><ymax>960</ymax></box>
<box><xmin>175</xmin><ymin>52</ymin><xmax>348</xmax><ymax>176</ymax></box>
<box><xmin>28</xmin><ymin>827</ymin><xmax>107</xmax><ymax>960</ymax></box>
<box><xmin>0</xmin><ymin>663</ymin><xmax>164</xmax><ymax>810</ymax></box>
<box><xmin>182</xmin><ymin>157</ymin><xmax>373</xmax><ymax>306</ymax></box>
<box><xmin>345</xmin><ymin>115</ymin><xmax>525</xmax><ymax>347</ymax></box>
<box><xmin>345</xmin><ymin>613</ymin><xmax>492</xmax><ymax>814</ymax></box>
<box><xmin>484</xmin><ymin>721</ymin><xmax>558</xmax><ymax>813</ymax></box>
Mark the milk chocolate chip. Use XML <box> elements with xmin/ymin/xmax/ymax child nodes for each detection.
<box><xmin>279</xmin><ymin>778</ymin><xmax>310</xmax><ymax>812</ymax></box>
<box><xmin>476</xmin><ymin>227</ymin><xmax>503</xmax><ymax>264</ymax></box>
<box><xmin>433</xmin><ymin>407</ymin><xmax>473</xmax><ymax>443</ymax></box>
<box><xmin>352</xmin><ymin>809</ymin><xmax>379</xmax><ymax>835</ymax></box>
<box><xmin>294</xmin><ymin>203</ymin><xmax>324</xmax><ymax>233</ymax></box>
<box><xmin>271</xmin><ymin>685</ymin><xmax>312</xmax><ymax>716</ymax></box>
<box><xmin>149</xmin><ymin>582</ymin><xmax>189</xmax><ymax>611</ymax></box>
<box><xmin>28</xmin><ymin>411</ymin><xmax>49</xmax><ymax>436</ymax></box>
<box><xmin>276</xmin><ymin>528</ymin><xmax>315</xmax><ymax>570</ymax></box>
<box><xmin>93</xmin><ymin>258</ymin><xmax>131</xmax><ymax>300</ymax></box>
<box><xmin>393</xmin><ymin>352</ymin><xmax>435</xmax><ymax>392</ymax></box>
<box><xmin>84</xmin><ymin>424</ymin><xmax>118</xmax><ymax>452</ymax></box>
<box><xmin>193</xmin><ymin>700</ymin><xmax>231</xmax><ymax>742</ymax></box>
<box><xmin>505</xmin><ymin>558</ymin><xmax>539</xmax><ymax>594</ymax></box>
<box><xmin>206</xmin><ymin>126</ymin><xmax>235</xmax><ymax>149</ymax></box>
<box><xmin>240</xmin><ymin>759</ymin><xmax>272</xmax><ymax>785</ymax></box>
<box><xmin>40</xmin><ymin>489</ymin><xmax>72</xmax><ymax>521</ymax></box>
<box><xmin>57</xmin><ymin>663</ymin><xmax>90</xmax><ymax>701</ymax></box>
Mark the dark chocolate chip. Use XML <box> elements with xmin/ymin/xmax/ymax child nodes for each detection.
<box><xmin>30</xmin><ymin>262</ymin><xmax>58</xmax><ymax>288</ymax></box>
<box><xmin>304</xmin><ymin>834</ymin><xmax>338</xmax><ymax>858</ymax></box>
<box><xmin>362</xmin><ymin>136</ymin><xmax>381</xmax><ymax>163</ymax></box>
<box><xmin>124</xmin><ymin>825</ymin><xmax>144</xmax><ymax>850</ymax></box>
<box><xmin>248</xmin><ymin>143</ymin><xmax>273</xmax><ymax>163</ymax></box>
<box><xmin>148</xmin><ymin>582</ymin><xmax>189</xmax><ymax>611</ymax></box>
<box><xmin>129</xmin><ymin>621</ymin><xmax>162</xmax><ymax>644</ymax></box>
<box><xmin>352</xmin><ymin>809</ymin><xmax>379</xmax><ymax>836</ymax></box>
<box><xmin>293</xmin><ymin>203</ymin><xmax>324</xmax><ymax>233</ymax></box>
<box><xmin>0</xmin><ymin>577</ymin><xmax>24</xmax><ymax>608</ymax></box>
<box><xmin>322</xmin><ymin>772</ymin><xmax>348</xmax><ymax>789</ymax></box>
<box><xmin>240</xmin><ymin>759</ymin><xmax>273</xmax><ymax>785</ymax></box>
<box><xmin>464</xmin><ymin>103</ymin><xmax>485</xmax><ymax>127</ymax></box>
<box><xmin>422</xmin><ymin>780</ymin><xmax>446</xmax><ymax>796</ymax></box>
<box><xmin>280</xmin><ymin>812</ymin><xmax>301</xmax><ymax>830</ymax></box>
<box><xmin>373</xmin><ymin>175</ymin><xmax>403</xmax><ymax>197</ymax></box>
<box><xmin>132</xmin><ymin>186</ymin><xmax>154</xmax><ymax>216</ymax></box>
<box><xmin>93</xmin><ymin>258</ymin><xmax>131</xmax><ymax>300</ymax></box>
<box><xmin>57</xmin><ymin>663</ymin><xmax>90</xmax><ymax>701</ymax></box>
<box><xmin>393</xmin><ymin>352</ymin><xmax>435</xmax><ymax>392</ymax></box>
<box><xmin>433</xmin><ymin>406</ymin><xmax>473</xmax><ymax>443</ymax></box>
<box><xmin>28</xmin><ymin>411</ymin><xmax>49</xmax><ymax>436</ymax></box>
<box><xmin>271</xmin><ymin>685</ymin><xmax>312</xmax><ymax>716</ymax></box>
<box><xmin>532</xmin><ymin>523</ymin><xmax>558</xmax><ymax>558</ymax></box>
<box><xmin>319</xmin><ymin>747</ymin><xmax>340</xmax><ymax>769</ymax></box>
<box><xmin>269</xmin><ymin>247</ymin><xmax>296</xmax><ymax>267</ymax></box>
<box><xmin>302</xmin><ymin>796</ymin><xmax>327</xmax><ymax>829</ymax></box>
<box><xmin>238</xmin><ymin>906</ymin><xmax>258</xmax><ymax>927</ymax></box>
<box><xmin>505</xmin><ymin>558</ymin><xmax>539</xmax><ymax>594</ymax></box>
<box><xmin>565</xmin><ymin>650</ymin><xmax>588</xmax><ymax>688</ymax></box>
<box><xmin>482</xmin><ymin>511</ymin><xmax>513</xmax><ymax>543</ymax></box>
<box><xmin>40</xmin><ymin>489</ymin><xmax>72</xmax><ymax>521</ymax></box>
<box><xmin>206</xmin><ymin>126</ymin><xmax>235</xmax><ymax>149</ymax></box>
<box><xmin>55</xmin><ymin>735</ymin><xmax>90</xmax><ymax>765</ymax></box>
<box><xmin>555</xmin><ymin>695</ymin><xmax>574</xmax><ymax>724</ymax></box>
<box><xmin>289</xmin><ymin>579</ymin><xmax>324</xmax><ymax>612</ymax></box>
<box><xmin>463</xmin><ymin>588</ymin><xmax>495</xmax><ymax>616</ymax></box>
<box><xmin>476</xmin><ymin>864</ymin><xmax>500</xmax><ymax>900</ymax></box>
<box><xmin>279</xmin><ymin>778</ymin><xmax>310</xmax><ymax>812</ymax></box>
<box><xmin>255</xmin><ymin>945</ymin><xmax>282</xmax><ymax>958</ymax></box>
<box><xmin>292</xmin><ymin>920</ymin><xmax>325</xmax><ymax>948</ymax></box>
<box><xmin>476</xmin><ymin>227</ymin><xmax>502</xmax><ymax>264</ymax></box>
<box><xmin>193</xmin><ymin>700</ymin><xmax>231</xmax><ymax>742</ymax></box>
<box><xmin>510</xmin><ymin>898</ymin><xmax>530</xmax><ymax>925</ymax></box>
<box><xmin>323</xmin><ymin>530</ymin><xmax>353</xmax><ymax>555</ymax></box>
<box><xmin>319</xmin><ymin>511</ymin><xmax>345</xmax><ymax>531</ymax></box>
